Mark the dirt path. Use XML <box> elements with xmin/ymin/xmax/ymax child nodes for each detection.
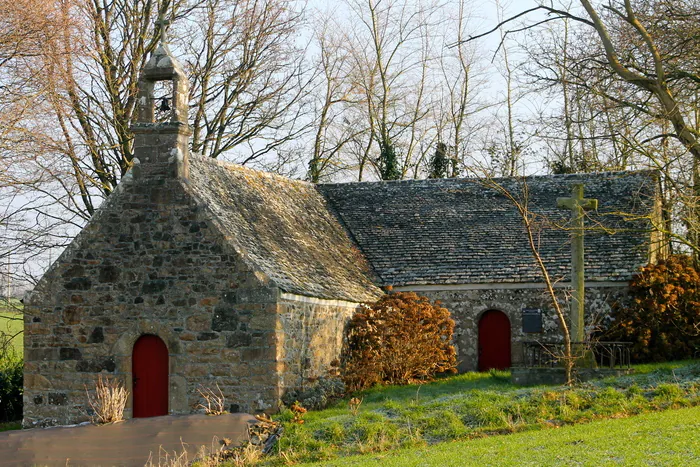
<box><xmin>0</xmin><ymin>413</ymin><xmax>257</xmax><ymax>466</ymax></box>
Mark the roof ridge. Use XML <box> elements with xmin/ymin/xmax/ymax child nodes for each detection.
<box><xmin>318</xmin><ymin>169</ymin><xmax>659</xmax><ymax>187</ymax></box>
<box><xmin>190</xmin><ymin>153</ymin><xmax>312</xmax><ymax>187</ymax></box>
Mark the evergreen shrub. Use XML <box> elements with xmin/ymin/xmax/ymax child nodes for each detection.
<box><xmin>341</xmin><ymin>291</ymin><xmax>457</xmax><ymax>391</ymax></box>
<box><xmin>282</xmin><ymin>376</ymin><xmax>346</xmax><ymax>411</ymax></box>
<box><xmin>0</xmin><ymin>357</ymin><xmax>22</xmax><ymax>422</ymax></box>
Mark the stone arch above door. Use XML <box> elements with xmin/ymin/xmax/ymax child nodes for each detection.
<box><xmin>111</xmin><ymin>320</ymin><xmax>187</xmax><ymax>418</ymax></box>
<box><xmin>112</xmin><ymin>320</ymin><xmax>182</xmax><ymax>358</ymax></box>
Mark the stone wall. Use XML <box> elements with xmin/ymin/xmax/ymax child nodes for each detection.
<box><xmin>23</xmin><ymin>176</ymin><xmax>281</xmax><ymax>427</ymax></box>
<box><xmin>400</xmin><ymin>284</ymin><xmax>630</xmax><ymax>372</ymax></box>
<box><xmin>276</xmin><ymin>294</ymin><xmax>358</xmax><ymax>394</ymax></box>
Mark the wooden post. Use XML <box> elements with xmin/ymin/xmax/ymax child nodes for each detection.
<box><xmin>557</xmin><ymin>184</ymin><xmax>598</xmax><ymax>343</ymax></box>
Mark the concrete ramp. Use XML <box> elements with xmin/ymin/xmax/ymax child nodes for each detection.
<box><xmin>0</xmin><ymin>413</ymin><xmax>257</xmax><ymax>466</ymax></box>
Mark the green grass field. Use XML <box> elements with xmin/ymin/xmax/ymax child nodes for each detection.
<box><xmin>302</xmin><ymin>405</ymin><xmax>700</xmax><ymax>466</ymax></box>
<box><xmin>257</xmin><ymin>361</ymin><xmax>700</xmax><ymax>465</ymax></box>
<box><xmin>0</xmin><ymin>298</ymin><xmax>23</xmax><ymax>358</ymax></box>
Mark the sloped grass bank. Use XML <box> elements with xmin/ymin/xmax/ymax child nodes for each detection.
<box><xmin>0</xmin><ymin>313</ymin><xmax>22</xmax><ymax>357</ymax></box>
<box><xmin>303</xmin><ymin>404</ymin><xmax>700</xmax><ymax>466</ymax></box>
<box><xmin>257</xmin><ymin>361</ymin><xmax>700</xmax><ymax>466</ymax></box>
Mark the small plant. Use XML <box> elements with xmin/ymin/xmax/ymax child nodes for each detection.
<box><xmin>145</xmin><ymin>438</ymin><xmax>254</xmax><ymax>467</ymax></box>
<box><xmin>348</xmin><ymin>397</ymin><xmax>363</xmax><ymax>416</ymax></box>
<box><xmin>144</xmin><ymin>413</ymin><xmax>284</xmax><ymax>466</ymax></box>
<box><xmin>85</xmin><ymin>375</ymin><xmax>129</xmax><ymax>424</ymax></box>
<box><xmin>653</xmin><ymin>383</ymin><xmax>683</xmax><ymax>400</ymax></box>
<box><xmin>250</xmin><ymin>413</ymin><xmax>283</xmax><ymax>454</ymax></box>
<box><xmin>196</xmin><ymin>384</ymin><xmax>227</xmax><ymax>415</ymax></box>
<box><xmin>144</xmin><ymin>444</ymin><xmax>191</xmax><ymax>467</ymax></box>
<box><xmin>290</xmin><ymin>401</ymin><xmax>307</xmax><ymax>424</ymax></box>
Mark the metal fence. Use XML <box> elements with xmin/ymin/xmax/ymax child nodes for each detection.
<box><xmin>521</xmin><ymin>341</ymin><xmax>632</xmax><ymax>369</ymax></box>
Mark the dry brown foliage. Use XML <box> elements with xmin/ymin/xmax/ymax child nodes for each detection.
<box><xmin>143</xmin><ymin>415</ymin><xmax>284</xmax><ymax>466</ymax></box>
<box><xmin>144</xmin><ymin>438</ymin><xmax>261</xmax><ymax>467</ymax></box>
<box><xmin>85</xmin><ymin>375</ymin><xmax>128</xmax><ymax>425</ymax></box>
<box><xmin>605</xmin><ymin>254</ymin><xmax>700</xmax><ymax>362</ymax></box>
<box><xmin>196</xmin><ymin>384</ymin><xmax>227</xmax><ymax>416</ymax></box>
<box><xmin>341</xmin><ymin>291</ymin><xmax>457</xmax><ymax>391</ymax></box>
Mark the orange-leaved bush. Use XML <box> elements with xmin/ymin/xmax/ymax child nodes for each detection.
<box><xmin>605</xmin><ymin>255</ymin><xmax>700</xmax><ymax>362</ymax></box>
<box><xmin>341</xmin><ymin>291</ymin><xmax>457</xmax><ymax>391</ymax></box>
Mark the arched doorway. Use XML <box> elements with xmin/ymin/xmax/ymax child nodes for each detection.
<box><xmin>478</xmin><ymin>310</ymin><xmax>511</xmax><ymax>371</ymax></box>
<box><xmin>132</xmin><ymin>334</ymin><xmax>169</xmax><ymax>417</ymax></box>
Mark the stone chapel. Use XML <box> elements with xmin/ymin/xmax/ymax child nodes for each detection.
<box><xmin>22</xmin><ymin>40</ymin><xmax>661</xmax><ymax>427</ymax></box>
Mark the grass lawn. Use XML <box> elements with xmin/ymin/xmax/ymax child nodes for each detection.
<box><xmin>255</xmin><ymin>361</ymin><xmax>700</xmax><ymax>466</ymax></box>
<box><xmin>0</xmin><ymin>298</ymin><xmax>23</xmax><ymax>358</ymax></box>
<box><xmin>303</xmin><ymin>405</ymin><xmax>700</xmax><ymax>466</ymax></box>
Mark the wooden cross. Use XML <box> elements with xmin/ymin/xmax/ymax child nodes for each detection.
<box><xmin>155</xmin><ymin>13</ymin><xmax>171</xmax><ymax>46</ymax></box>
<box><xmin>557</xmin><ymin>183</ymin><xmax>598</xmax><ymax>343</ymax></box>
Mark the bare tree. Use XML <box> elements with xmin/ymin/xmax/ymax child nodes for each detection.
<box><xmin>497</xmin><ymin>1</ymin><xmax>521</xmax><ymax>177</ymax></box>
<box><xmin>306</xmin><ymin>14</ymin><xmax>362</xmax><ymax>182</ymax></box>
<box><xmin>475</xmin><ymin>174</ymin><xmax>575</xmax><ymax>385</ymax></box>
<box><xmin>339</xmin><ymin>0</ymin><xmax>444</xmax><ymax>180</ymax></box>
<box><xmin>304</xmin><ymin>0</ymin><xmax>492</xmax><ymax>182</ymax></box>
<box><xmin>0</xmin><ymin>0</ymin><xmax>314</xmax><ymax>292</ymax></box>
<box><xmin>179</xmin><ymin>0</ymin><xmax>312</xmax><ymax>164</ymax></box>
<box><xmin>434</xmin><ymin>0</ymin><xmax>489</xmax><ymax>178</ymax></box>
<box><xmin>477</xmin><ymin>0</ymin><xmax>532</xmax><ymax>178</ymax></box>
<box><xmin>459</xmin><ymin>0</ymin><xmax>699</xmax><ymax>257</ymax></box>
<box><xmin>576</xmin><ymin>0</ymin><xmax>700</xmax><ymax>257</ymax></box>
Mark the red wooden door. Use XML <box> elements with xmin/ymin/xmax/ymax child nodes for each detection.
<box><xmin>478</xmin><ymin>310</ymin><xmax>511</xmax><ymax>371</ymax></box>
<box><xmin>132</xmin><ymin>334</ymin><xmax>169</xmax><ymax>418</ymax></box>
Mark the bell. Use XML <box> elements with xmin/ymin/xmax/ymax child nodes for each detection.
<box><xmin>159</xmin><ymin>97</ymin><xmax>171</xmax><ymax>113</ymax></box>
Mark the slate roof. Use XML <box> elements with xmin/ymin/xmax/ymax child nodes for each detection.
<box><xmin>318</xmin><ymin>171</ymin><xmax>658</xmax><ymax>286</ymax></box>
<box><xmin>187</xmin><ymin>156</ymin><xmax>382</xmax><ymax>302</ymax></box>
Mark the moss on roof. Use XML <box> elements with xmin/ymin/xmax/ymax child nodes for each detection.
<box><xmin>318</xmin><ymin>171</ymin><xmax>658</xmax><ymax>286</ymax></box>
<box><xmin>187</xmin><ymin>156</ymin><xmax>381</xmax><ymax>302</ymax></box>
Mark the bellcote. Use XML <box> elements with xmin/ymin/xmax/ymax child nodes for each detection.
<box><xmin>134</xmin><ymin>43</ymin><xmax>190</xmax><ymax>126</ymax></box>
<box><xmin>131</xmin><ymin>15</ymin><xmax>191</xmax><ymax>180</ymax></box>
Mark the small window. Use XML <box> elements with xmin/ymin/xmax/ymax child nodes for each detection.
<box><xmin>522</xmin><ymin>308</ymin><xmax>543</xmax><ymax>333</ymax></box>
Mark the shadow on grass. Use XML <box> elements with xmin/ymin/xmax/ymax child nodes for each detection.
<box><xmin>630</xmin><ymin>359</ymin><xmax>700</xmax><ymax>375</ymax></box>
<box><xmin>356</xmin><ymin>369</ymin><xmax>513</xmax><ymax>406</ymax></box>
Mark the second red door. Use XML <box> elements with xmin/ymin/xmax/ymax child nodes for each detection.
<box><xmin>478</xmin><ymin>310</ymin><xmax>511</xmax><ymax>371</ymax></box>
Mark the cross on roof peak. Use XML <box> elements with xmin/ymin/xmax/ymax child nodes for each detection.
<box><xmin>156</xmin><ymin>13</ymin><xmax>171</xmax><ymax>46</ymax></box>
